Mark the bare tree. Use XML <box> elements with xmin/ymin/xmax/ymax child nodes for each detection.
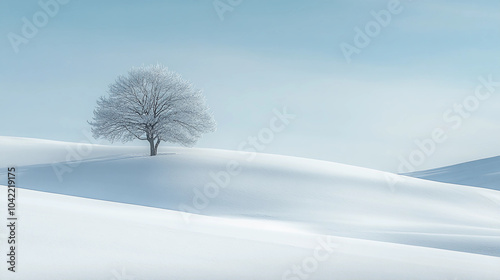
<box><xmin>89</xmin><ymin>64</ymin><xmax>216</xmax><ymax>156</ymax></box>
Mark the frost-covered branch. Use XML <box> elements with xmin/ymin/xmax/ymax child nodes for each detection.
<box><xmin>89</xmin><ymin>64</ymin><xmax>216</xmax><ymax>155</ymax></box>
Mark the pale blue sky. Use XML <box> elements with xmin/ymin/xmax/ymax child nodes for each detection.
<box><xmin>1</xmin><ymin>0</ymin><xmax>500</xmax><ymax>172</ymax></box>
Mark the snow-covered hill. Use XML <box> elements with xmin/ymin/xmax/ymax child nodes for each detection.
<box><xmin>0</xmin><ymin>136</ymin><xmax>499</xmax><ymax>279</ymax></box>
<box><xmin>406</xmin><ymin>156</ymin><xmax>500</xmax><ymax>191</ymax></box>
<box><xmin>1</xmin><ymin>188</ymin><xmax>499</xmax><ymax>280</ymax></box>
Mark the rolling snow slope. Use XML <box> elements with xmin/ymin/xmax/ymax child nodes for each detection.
<box><xmin>0</xmin><ymin>136</ymin><xmax>499</xmax><ymax>279</ymax></box>
<box><xmin>0</xmin><ymin>188</ymin><xmax>499</xmax><ymax>280</ymax></box>
<box><xmin>407</xmin><ymin>156</ymin><xmax>500</xmax><ymax>191</ymax></box>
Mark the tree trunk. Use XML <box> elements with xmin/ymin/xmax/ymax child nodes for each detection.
<box><xmin>154</xmin><ymin>139</ymin><xmax>161</xmax><ymax>155</ymax></box>
<box><xmin>148</xmin><ymin>138</ymin><xmax>156</xmax><ymax>156</ymax></box>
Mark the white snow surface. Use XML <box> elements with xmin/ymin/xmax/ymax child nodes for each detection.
<box><xmin>0</xmin><ymin>136</ymin><xmax>499</xmax><ymax>279</ymax></box>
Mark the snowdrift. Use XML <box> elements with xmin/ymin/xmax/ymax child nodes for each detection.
<box><xmin>0</xmin><ymin>136</ymin><xmax>499</xmax><ymax>279</ymax></box>
<box><xmin>407</xmin><ymin>155</ymin><xmax>500</xmax><ymax>191</ymax></box>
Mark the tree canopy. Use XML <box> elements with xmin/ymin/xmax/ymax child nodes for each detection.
<box><xmin>89</xmin><ymin>64</ymin><xmax>216</xmax><ymax>155</ymax></box>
